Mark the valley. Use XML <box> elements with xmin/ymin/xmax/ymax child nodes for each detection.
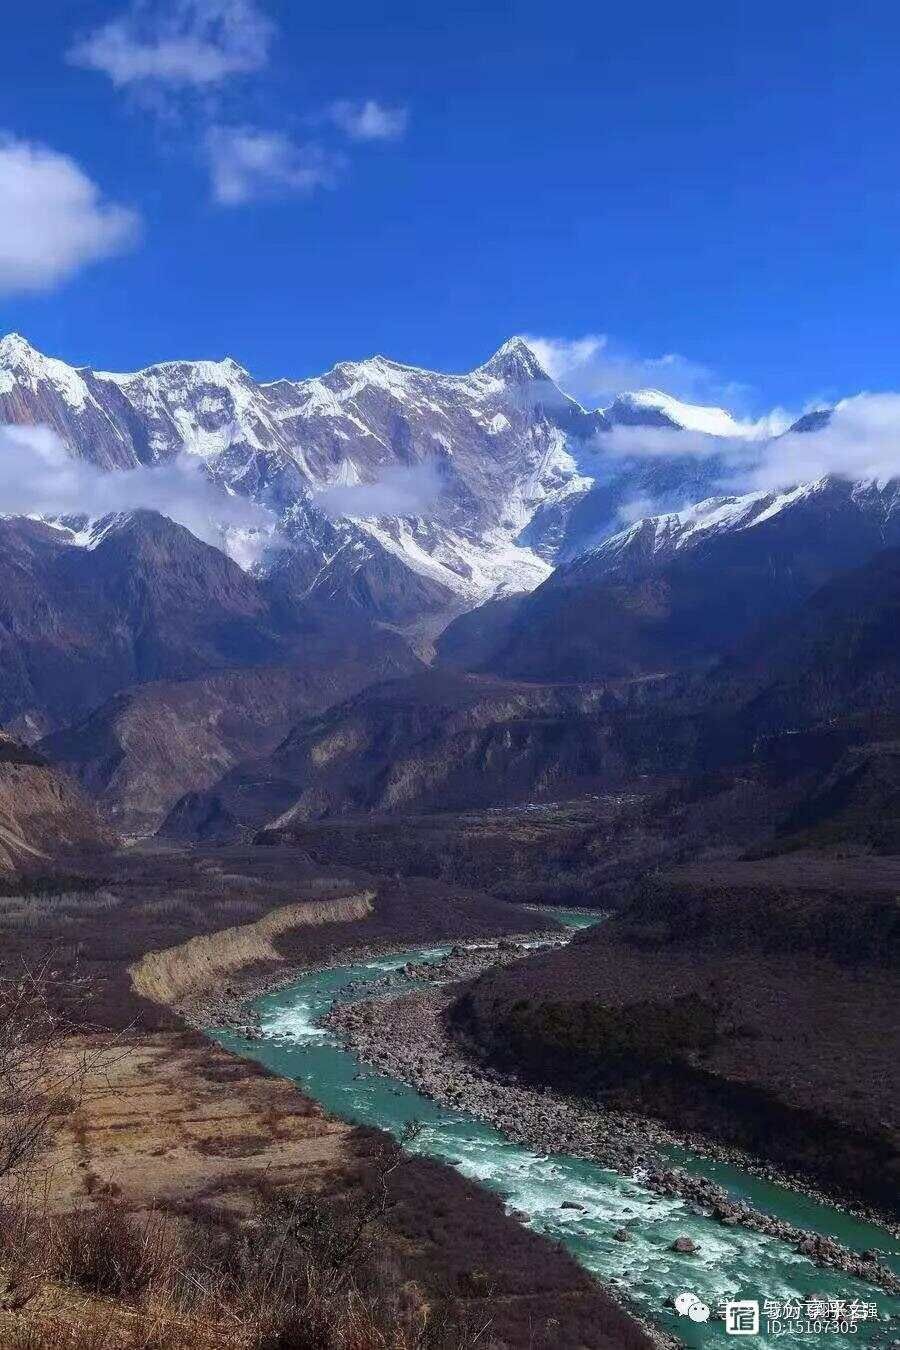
<box><xmin>3</xmin><ymin>0</ymin><xmax>899</xmax><ymax>1340</ymax></box>
<box><xmin>206</xmin><ymin>921</ymin><xmax>900</xmax><ymax>1348</ymax></box>
<box><xmin>0</xmin><ymin>331</ymin><xmax>897</xmax><ymax>1349</ymax></box>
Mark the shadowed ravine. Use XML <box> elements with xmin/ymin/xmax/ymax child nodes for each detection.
<box><xmin>209</xmin><ymin>914</ymin><xmax>899</xmax><ymax>1348</ymax></box>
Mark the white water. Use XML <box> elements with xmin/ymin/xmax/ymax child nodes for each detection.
<box><xmin>211</xmin><ymin>921</ymin><xmax>898</xmax><ymax>1348</ymax></box>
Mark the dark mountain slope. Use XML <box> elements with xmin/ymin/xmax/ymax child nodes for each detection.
<box><xmin>39</xmin><ymin>653</ymin><xmax>420</xmax><ymax>837</ymax></box>
<box><xmin>267</xmin><ymin>534</ymin><xmax>455</xmax><ymax>630</ymax></box>
<box><xmin>435</xmin><ymin>593</ymin><xmax>529</xmax><ymax>669</ymax></box>
<box><xmin>764</xmin><ymin>736</ymin><xmax>900</xmax><ymax>855</ymax></box>
<box><xmin>459</xmin><ymin>856</ymin><xmax>900</xmax><ymax>1215</ymax></box>
<box><xmin>707</xmin><ymin>544</ymin><xmax>900</xmax><ymax>739</ymax></box>
<box><xmin>686</xmin><ymin>547</ymin><xmax>900</xmax><ymax>852</ymax></box>
<box><xmin>250</xmin><ymin>545</ymin><xmax>900</xmax><ymax>868</ymax></box>
<box><xmin>480</xmin><ymin>479</ymin><xmax>900</xmax><ymax>682</ymax></box>
<box><xmin>158</xmin><ymin>672</ymin><xmax>638</xmax><ymax>842</ymax></box>
<box><xmin>0</xmin><ymin>511</ymin><xmax>419</xmax><ymax>737</ymax></box>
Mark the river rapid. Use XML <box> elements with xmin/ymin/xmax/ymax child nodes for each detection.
<box><xmin>210</xmin><ymin>913</ymin><xmax>899</xmax><ymax>1349</ymax></box>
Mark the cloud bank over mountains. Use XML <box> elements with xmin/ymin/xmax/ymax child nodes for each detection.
<box><xmin>522</xmin><ymin>332</ymin><xmax>747</xmax><ymax>409</ymax></box>
<box><xmin>524</xmin><ymin>332</ymin><xmax>796</xmax><ymax>435</ymax></box>
<box><xmin>315</xmin><ymin>463</ymin><xmax>444</xmax><ymax>520</ymax></box>
<box><xmin>0</xmin><ymin>424</ymin><xmax>272</xmax><ymax>554</ymax></box>
<box><xmin>750</xmin><ymin>393</ymin><xmax>900</xmax><ymax>490</ymax></box>
<box><xmin>598</xmin><ymin>392</ymin><xmax>900</xmax><ymax>496</ymax></box>
<box><xmin>519</xmin><ymin>330</ymin><xmax>900</xmax><ymax>496</ymax></box>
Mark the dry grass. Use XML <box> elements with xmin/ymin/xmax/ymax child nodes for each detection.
<box><xmin>129</xmin><ymin>892</ymin><xmax>374</xmax><ymax>1006</ymax></box>
<box><xmin>28</xmin><ymin>1031</ymin><xmax>347</xmax><ymax>1212</ymax></box>
<box><xmin>0</xmin><ymin>1179</ymin><xmax>483</xmax><ymax>1350</ymax></box>
<box><xmin>2</xmin><ymin>1029</ymin><xmax>653</xmax><ymax>1350</ymax></box>
<box><xmin>0</xmin><ymin>892</ymin><xmax>121</xmax><ymax>932</ymax></box>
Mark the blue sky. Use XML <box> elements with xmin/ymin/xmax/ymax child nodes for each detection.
<box><xmin>1</xmin><ymin>0</ymin><xmax>898</xmax><ymax>414</ymax></box>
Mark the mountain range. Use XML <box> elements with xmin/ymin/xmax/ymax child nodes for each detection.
<box><xmin>0</xmin><ymin>330</ymin><xmax>897</xmax><ymax>857</ymax></box>
<box><xmin>0</xmin><ymin>331</ymin><xmax>780</xmax><ymax>636</ymax></box>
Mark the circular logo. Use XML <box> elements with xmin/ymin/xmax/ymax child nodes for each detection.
<box><xmin>674</xmin><ymin>1292</ymin><xmax>711</xmax><ymax>1322</ymax></box>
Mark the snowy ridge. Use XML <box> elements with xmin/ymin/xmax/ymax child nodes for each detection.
<box><xmin>568</xmin><ymin>475</ymin><xmax>900</xmax><ymax>583</ymax></box>
<box><xmin>591</xmin><ymin>484</ymin><xmax>816</xmax><ymax>564</ymax></box>
<box><xmin>0</xmin><ymin>331</ymin><xmax>801</xmax><ymax>626</ymax></box>
<box><xmin>606</xmin><ymin>389</ymin><xmax>752</xmax><ymax>437</ymax></box>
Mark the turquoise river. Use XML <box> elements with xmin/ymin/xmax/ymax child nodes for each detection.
<box><xmin>211</xmin><ymin>913</ymin><xmax>898</xmax><ymax>1349</ymax></box>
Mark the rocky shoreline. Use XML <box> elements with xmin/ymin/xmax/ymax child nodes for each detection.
<box><xmin>179</xmin><ymin>927</ymin><xmax>568</xmax><ymax>1037</ymax></box>
<box><xmin>320</xmin><ymin>941</ymin><xmax>900</xmax><ymax>1297</ymax></box>
<box><xmin>186</xmin><ymin>923</ymin><xmax>899</xmax><ymax>1297</ymax></box>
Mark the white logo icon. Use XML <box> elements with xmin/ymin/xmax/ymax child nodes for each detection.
<box><xmin>674</xmin><ymin>1292</ymin><xmax>711</xmax><ymax>1323</ymax></box>
<box><xmin>724</xmin><ymin>1300</ymin><xmax>760</xmax><ymax>1335</ymax></box>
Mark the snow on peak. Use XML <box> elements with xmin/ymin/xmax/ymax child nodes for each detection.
<box><xmin>607</xmin><ymin>389</ymin><xmax>745</xmax><ymax>437</ymax></box>
<box><xmin>0</xmin><ymin>333</ymin><xmax>41</xmax><ymax>366</ymax></box>
<box><xmin>0</xmin><ymin>332</ymin><xmax>92</xmax><ymax>409</ymax></box>
<box><xmin>46</xmin><ymin>511</ymin><xmax>138</xmax><ymax>550</ymax></box>
<box><xmin>582</xmin><ymin>480</ymin><xmax>838</xmax><ymax>576</ymax></box>
<box><xmin>93</xmin><ymin>354</ymin><xmax>251</xmax><ymax>387</ymax></box>
<box><xmin>478</xmin><ymin>337</ymin><xmax>553</xmax><ymax>384</ymax></box>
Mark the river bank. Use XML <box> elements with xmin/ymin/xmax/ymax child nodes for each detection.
<box><xmin>320</xmin><ymin>939</ymin><xmax>900</xmax><ymax>1297</ymax></box>
<box><xmin>205</xmin><ymin>921</ymin><xmax>900</xmax><ymax>1348</ymax></box>
<box><xmin>181</xmin><ymin>925</ymin><xmax>570</xmax><ymax>1032</ymax></box>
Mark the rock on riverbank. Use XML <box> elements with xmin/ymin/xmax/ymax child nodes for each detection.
<box><xmin>324</xmin><ymin>968</ymin><xmax>900</xmax><ymax>1296</ymax></box>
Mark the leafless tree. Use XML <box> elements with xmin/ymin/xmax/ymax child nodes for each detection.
<box><xmin>0</xmin><ymin>958</ymin><xmax>101</xmax><ymax>1193</ymax></box>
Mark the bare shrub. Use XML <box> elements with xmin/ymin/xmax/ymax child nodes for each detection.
<box><xmin>0</xmin><ymin>960</ymin><xmax>105</xmax><ymax>1193</ymax></box>
<box><xmin>54</xmin><ymin>1202</ymin><xmax>174</xmax><ymax>1299</ymax></box>
<box><xmin>0</xmin><ymin>1170</ymin><xmax>490</xmax><ymax>1350</ymax></box>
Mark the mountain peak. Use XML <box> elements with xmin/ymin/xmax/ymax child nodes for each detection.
<box><xmin>605</xmin><ymin>388</ymin><xmax>742</xmax><ymax>437</ymax></box>
<box><xmin>787</xmin><ymin>408</ymin><xmax>832</xmax><ymax>434</ymax></box>
<box><xmin>479</xmin><ymin>337</ymin><xmax>552</xmax><ymax>384</ymax></box>
<box><xmin>0</xmin><ymin>332</ymin><xmax>43</xmax><ymax>368</ymax></box>
<box><xmin>0</xmin><ymin>333</ymin><xmax>94</xmax><ymax>408</ymax></box>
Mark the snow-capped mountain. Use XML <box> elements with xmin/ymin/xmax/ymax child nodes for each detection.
<box><xmin>469</xmin><ymin>473</ymin><xmax>900</xmax><ymax>682</ymax></box>
<box><xmin>603</xmin><ymin>389</ymin><xmax>752</xmax><ymax>436</ymax></box>
<box><xmin>0</xmin><ymin>331</ymin><xmax>784</xmax><ymax>629</ymax></box>
<box><xmin>565</xmin><ymin>475</ymin><xmax>900</xmax><ymax>584</ymax></box>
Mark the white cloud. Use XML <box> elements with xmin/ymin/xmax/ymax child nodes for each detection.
<box><xmin>205</xmin><ymin>126</ymin><xmax>343</xmax><ymax>205</ymax></box>
<box><xmin>68</xmin><ymin>0</ymin><xmax>273</xmax><ymax>89</ymax></box>
<box><xmin>0</xmin><ymin>136</ymin><xmax>140</xmax><ymax>295</ymax></box>
<box><xmin>0</xmin><ymin>423</ymin><xmax>274</xmax><ymax>557</ymax></box>
<box><xmin>522</xmin><ymin>332</ymin><xmax>751</xmax><ymax>411</ymax></box>
<box><xmin>598</xmin><ymin>423</ymin><xmax>775</xmax><ymax>462</ymax></box>
<box><xmin>69</xmin><ymin>4</ymin><xmax>404</xmax><ymax>208</ymax></box>
<box><xmin>750</xmin><ymin>393</ymin><xmax>900</xmax><ymax>490</ymax></box>
<box><xmin>316</xmin><ymin>463</ymin><xmax>442</xmax><ymax>519</ymax></box>
<box><xmin>327</xmin><ymin>100</ymin><xmax>408</xmax><ymax>141</ymax></box>
<box><xmin>595</xmin><ymin>391</ymin><xmax>900</xmax><ymax>496</ymax></box>
<box><xmin>615</xmin><ymin>495</ymin><xmax>664</xmax><ymax>526</ymax></box>
<box><xmin>600</xmin><ymin>426</ymin><xmax>730</xmax><ymax>459</ymax></box>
